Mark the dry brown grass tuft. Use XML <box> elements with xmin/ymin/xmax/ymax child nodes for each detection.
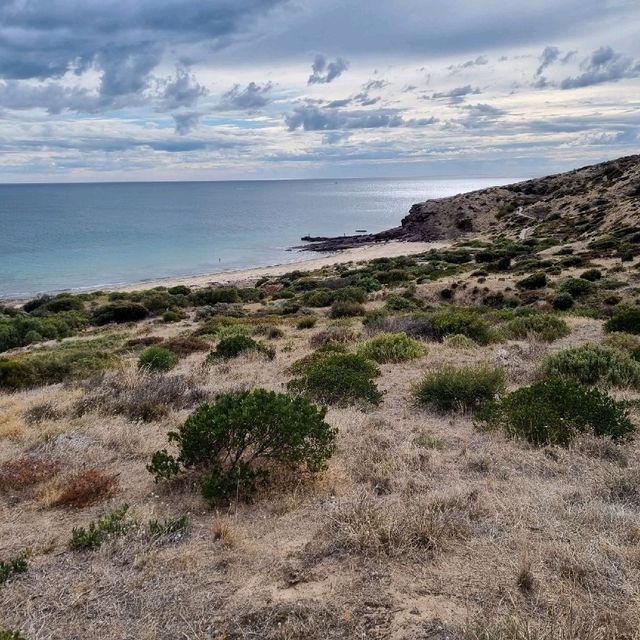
<box><xmin>48</xmin><ymin>468</ymin><xmax>119</xmax><ymax>508</ymax></box>
<box><xmin>22</xmin><ymin>400</ymin><xmax>62</xmax><ymax>425</ymax></box>
<box><xmin>162</xmin><ymin>336</ymin><xmax>211</xmax><ymax>357</ymax></box>
<box><xmin>309</xmin><ymin>326</ymin><xmax>359</xmax><ymax>348</ymax></box>
<box><xmin>0</xmin><ymin>456</ymin><xmax>62</xmax><ymax>492</ymax></box>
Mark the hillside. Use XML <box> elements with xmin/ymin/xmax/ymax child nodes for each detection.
<box><xmin>303</xmin><ymin>154</ymin><xmax>640</xmax><ymax>251</ymax></box>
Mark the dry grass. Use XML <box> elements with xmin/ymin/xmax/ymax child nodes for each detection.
<box><xmin>0</xmin><ymin>298</ymin><xmax>639</xmax><ymax>639</ymax></box>
<box><xmin>0</xmin><ymin>457</ymin><xmax>62</xmax><ymax>492</ymax></box>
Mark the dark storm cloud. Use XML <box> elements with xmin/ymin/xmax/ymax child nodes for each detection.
<box><xmin>161</xmin><ymin>67</ymin><xmax>207</xmax><ymax>111</ymax></box>
<box><xmin>285</xmin><ymin>103</ymin><xmax>435</xmax><ymax>131</ymax></box>
<box><xmin>431</xmin><ymin>85</ymin><xmax>480</xmax><ymax>103</ymax></box>
<box><xmin>307</xmin><ymin>55</ymin><xmax>349</xmax><ymax>84</ymax></box>
<box><xmin>560</xmin><ymin>46</ymin><xmax>640</xmax><ymax>89</ymax></box>
<box><xmin>0</xmin><ymin>0</ymin><xmax>285</xmax><ymax>109</ymax></box>
<box><xmin>215</xmin><ymin>82</ymin><xmax>273</xmax><ymax>111</ymax></box>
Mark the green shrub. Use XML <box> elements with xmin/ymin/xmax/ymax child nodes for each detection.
<box><xmin>0</xmin><ymin>548</ymin><xmax>30</xmax><ymax>585</ymax></box>
<box><xmin>557</xmin><ymin>277</ymin><xmax>594</xmax><ymax>298</ymax></box>
<box><xmin>148</xmin><ymin>389</ymin><xmax>336</xmax><ymax>502</ymax></box>
<box><xmin>476</xmin><ymin>378</ymin><xmax>634</xmax><ymax>446</ymax></box>
<box><xmin>516</xmin><ymin>272</ymin><xmax>547</xmax><ymax>290</ymax></box>
<box><xmin>443</xmin><ymin>334</ymin><xmax>477</xmax><ymax>349</ymax></box>
<box><xmin>138</xmin><ymin>347</ymin><xmax>178</xmax><ymax>372</ymax></box>
<box><xmin>413</xmin><ymin>365</ymin><xmax>505</xmax><ymax>413</ymax></box>
<box><xmin>503</xmin><ymin>314</ymin><xmax>570</xmax><ymax>342</ymax></box>
<box><xmin>167</xmin><ymin>285</ymin><xmax>191</xmax><ymax>296</ymax></box>
<box><xmin>0</xmin><ymin>629</ymin><xmax>26</xmax><ymax>640</ymax></box>
<box><xmin>357</xmin><ymin>332</ymin><xmax>426</xmax><ymax>363</ymax></box>
<box><xmin>190</xmin><ymin>287</ymin><xmax>241</xmax><ymax>306</ymax></box>
<box><xmin>287</xmin><ymin>344</ymin><xmax>348</xmax><ymax>375</ymax></box>
<box><xmin>605</xmin><ymin>307</ymin><xmax>640</xmax><ymax>334</ymax></box>
<box><xmin>603</xmin><ymin>332</ymin><xmax>640</xmax><ymax>353</ymax></box>
<box><xmin>551</xmin><ymin>292</ymin><xmax>575</xmax><ymax>311</ymax></box>
<box><xmin>0</xmin><ymin>316</ymin><xmax>74</xmax><ymax>352</ymax></box>
<box><xmin>147</xmin><ymin>515</ymin><xmax>189</xmax><ymax>539</ymax></box>
<box><xmin>329</xmin><ymin>300</ymin><xmax>365</xmax><ymax>318</ymax></box>
<box><xmin>384</xmin><ymin>295</ymin><xmax>418</xmax><ymax>311</ymax></box>
<box><xmin>207</xmin><ymin>335</ymin><xmax>274</xmax><ymax>361</ymax></box>
<box><xmin>302</xmin><ymin>288</ymin><xmax>334</xmax><ymax>307</ymax></box>
<box><xmin>0</xmin><ymin>359</ymin><xmax>35</xmax><ymax>390</ymax></box>
<box><xmin>162</xmin><ymin>309</ymin><xmax>182</xmax><ymax>323</ymax></box>
<box><xmin>333</xmin><ymin>286</ymin><xmax>367</xmax><ymax>304</ymax></box>
<box><xmin>580</xmin><ymin>268</ymin><xmax>602</xmax><ymax>281</ymax></box>
<box><xmin>432</xmin><ymin>308</ymin><xmax>493</xmax><ymax>345</ymax></box>
<box><xmin>69</xmin><ymin>505</ymin><xmax>136</xmax><ymax>550</ymax></box>
<box><xmin>541</xmin><ymin>344</ymin><xmax>640</xmax><ymax>388</ymax></box>
<box><xmin>296</xmin><ymin>316</ymin><xmax>317</xmax><ymax>330</ymax></box>
<box><xmin>287</xmin><ymin>353</ymin><xmax>382</xmax><ymax>406</ymax></box>
<box><xmin>375</xmin><ymin>268</ymin><xmax>411</xmax><ymax>284</ymax></box>
<box><xmin>92</xmin><ymin>302</ymin><xmax>149</xmax><ymax>325</ymax></box>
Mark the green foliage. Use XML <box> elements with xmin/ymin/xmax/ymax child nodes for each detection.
<box><xmin>92</xmin><ymin>302</ymin><xmax>149</xmax><ymax>325</ymax></box>
<box><xmin>167</xmin><ymin>285</ymin><xmax>191</xmax><ymax>296</ymax></box>
<box><xmin>0</xmin><ymin>359</ymin><xmax>35</xmax><ymax>390</ymax></box>
<box><xmin>384</xmin><ymin>295</ymin><xmax>418</xmax><ymax>311</ymax></box>
<box><xmin>147</xmin><ymin>515</ymin><xmax>189</xmax><ymax>538</ymax></box>
<box><xmin>503</xmin><ymin>313</ymin><xmax>570</xmax><ymax>342</ymax></box>
<box><xmin>357</xmin><ymin>332</ymin><xmax>426</xmax><ymax>363</ymax></box>
<box><xmin>301</xmin><ymin>289</ymin><xmax>334</xmax><ymax>307</ymax></box>
<box><xmin>287</xmin><ymin>352</ymin><xmax>382</xmax><ymax>406</ymax></box>
<box><xmin>329</xmin><ymin>300</ymin><xmax>365</xmax><ymax>318</ymax></box>
<box><xmin>374</xmin><ymin>268</ymin><xmax>411</xmax><ymax>284</ymax></box>
<box><xmin>413</xmin><ymin>365</ymin><xmax>505</xmax><ymax>413</ymax></box>
<box><xmin>432</xmin><ymin>308</ymin><xmax>494</xmax><ymax>345</ymax></box>
<box><xmin>148</xmin><ymin>389</ymin><xmax>336</xmax><ymax>502</ymax></box>
<box><xmin>69</xmin><ymin>505</ymin><xmax>136</xmax><ymax>550</ymax></box>
<box><xmin>541</xmin><ymin>344</ymin><xmax>640</xmax><ymax>388</ymax></box>
<box><xmin>189</xmin><ymin>287</ymin><xmax>241</xmax><ymax>306</ymax></box>
<box><xmin>296</xmin><ymin>316</ymin><xmax>317</xmax><ymax>329</ymax></box>
<box><xmin>516</xmin><ymin>272</ymin><xmax>547</xmax><ymax>290</ymax></box>
<box><xmin>138</xmin><ymin>346</ymin><xmax>178</xmax><ymax>372</ymax></box>
<box><xmin>476</xmin><ymin>378</ymin><xmax>634</xmax><ymax>446</ymax></box>
<box><xmin>603</xmin><ymin>332</ymin><xmax>640</xmax><ymax>353</ymax></box>
<box><xmin>551</xmin><ymin>292</ymin><xmax>575</xmax><ymax>311</ymax></box>
<box><xmin>605</xmin><ymin>307</ymin><xmax>640</xmax><ymax>334</ymax></box>
<box><xmin>0</xmin><ymin>629</ymin><xmax>26</xmax><ymax>640</ymax></box>
<box><xmin>557</xmin><ymin>277</ymin><xmax>594</xmax><ymax>298</ymax></box>
<box><xmin>0</xmin><ymin>315</ymin><xmax>74</xmax><ymax>352</ymax></box>
<box><xmin>0</xmin><ymin>548</ymin><xmax>30</xmax><ymax>585</ymax></box>
<box><xmin>207</xmin><ymin>335</ymin><xmax>274</xmax><ymax>361</ymax></box>
<box><xmin>580</xmin><ymin>268</ymin><xmax>602</xmax><ymax>281</ymax></box>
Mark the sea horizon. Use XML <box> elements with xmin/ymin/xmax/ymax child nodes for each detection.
<box><xmin>0</xmin><ymin>176</ymin><xmax>515</xmax><ymax>298</ymax></box>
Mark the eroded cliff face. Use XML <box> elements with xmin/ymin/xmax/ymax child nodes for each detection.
<box><xmin>301</xmin><ymin>154</ymin><xmax>640</xmax><ymax>251</ymax></box>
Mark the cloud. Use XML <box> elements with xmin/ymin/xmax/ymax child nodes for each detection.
<box><xmin>285</xmin><ymin>103</ymin><xmax>435</xmax><ymax>131</ymax></box>
<box><xmin>308</xmin><ymin>55</ymin><xmax>349</xmax><ymax>84</ymax></box>
<box><xmin>431</xmin><ymin>85</ymin><xmax>480</xmax><ymax>103</ymax></box>
<box><xmin>561</xmin><ymin>46</ymin><xmax>640</xmax><ymax>89</ymax></box>
<box><xmin>172</xmin><ymin>112</ymin><xmax>201</xmax><ymax>135</ymax></box>
<box><xmin>448</xmin><ymin>55</ymin><xmax>488</xmax><ymax>73</ymax></box>
<box><xmin>215</xmin><ymin>82</ymin><xmax>273</xmax><ymax>111</ymax></box>
<box><xmin>161</xmin><ymin>66</ymin><xmax>207</xmax><ymax>110</ymax></box>
<box><xmin>535</xmin><ymin>46</ymin><xmax>560</xmax><ymax>76</ymax></box>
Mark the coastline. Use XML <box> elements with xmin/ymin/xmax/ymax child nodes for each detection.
<box><xmin>112</xmin><ymin>240</ymin><xmax>448</xmax><ymax>293</ymax></box>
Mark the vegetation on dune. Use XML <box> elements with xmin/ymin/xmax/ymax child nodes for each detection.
<box><xmin>138</xmin><ymin>346</ymin><xmax>178</xmax><ymax>372</ymax></box>
<box><xmin>207</xmin><ymin>334</ymin><xmax>275</xmax><ymax>361</ymax></box>
<box><xmin>148</xmin><ymin>389</ymin><xmax>337</xmax><ymax>502</ymax></box>
<box><xmin>357</xmin><ymin>332</ymin><xmax>426</xmax><ymax>363</ymax></box>
<box><xmin>502</xmin><ymin>313</ymin><xmax>570</xmax><ymax>342</ymax></box>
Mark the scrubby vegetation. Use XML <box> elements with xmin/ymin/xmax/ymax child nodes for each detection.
<box><xmin>413</xmin><ymin>365</ymin><xmax>505</xmax><ymax>413</ymax></box>
<box><xmin>477</xmin><ymin>378</ymin><xmax>634</xmax><ymax>445</ymax></box>
<box><xmin>503</xmin><ymin>313</ymin><xmax>570</xmax><ymax>342</ymax></box>
<box><xmin>357</xmin><ymin>332</ymin><xmax>426</xmax><ymax>363</ymax></box>
<box><xmin>148</xmin><ymin>389</ymin><xmax>336</xmax><ymax>502</ymax></box>
<box><xmin>138</xmin><ymin>346</ymin><xmax>178</xmax><ymax>372</ymax></box>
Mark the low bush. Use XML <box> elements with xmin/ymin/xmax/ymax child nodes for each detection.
<box><xmin>23</xmin><ymin>401</ymin><xmax>61</xmax><ymax>424</ymax></box>
<box><xmin>476</xmin><ymin>378</ymin><xmax>634</xmax><ymax>446</ymax></box>
<box><xmin>603</xmin><ymin>332</ymin><xmax>640</xmax><ymax>353</ymax></box>
<box><xmin>0</xmin><ymin>315</ymin><xmax>75</xmax><ymax>352</ymax></box>
<box><xmin>189</xmin><ymin>287</ymin><xmax>241</xmax><ymax>306</ymax></box>
<box><xmin>375</xmin><ymin>268</ymin><xmax>411</xmax><ymax>284</ymax></box>
<box><xmin>364</xmin><ymin>313</ymin><xmax>435</xmax><ymax>340</ymax></box>
<box><xmin>432</xmin><ymin>308</ymin><xmax>493</xmax><ymax>345</ymax></box>
<box><xmin>162</xmin><ymin>336</ymin><xmax>210</xmax><ymax>357</ymax></box>
<box><xmin>0</xmin><ymin>549</ymin><xmax>30</xmax><ymax>585</ymax></box>
<box><xmin>541</xmin><ymin>344</ymin><xmax>640</xmax><ymax>388</ymax></box>
<box><xmin>516</xmin><ymin>272</ymin><xmax>547</xmax><ymax>290</ymax></box>
<box><xmin>302</xmin><ymin>289</ymin><xmax>334</xmax><ymax>307</ymax></box>
<box><xmin>0</xmin><ymin>457</ymin><xmax>61</xmax><ymax>492</ymax></box>
<box><xmin>551</xmin><ymin>292</ymin><xmax>575</xmax><ymax>311</ymax></box>
<box><xmin>333</xmin><ymin>286</ymin><xmax>368</xmax><ymax>304</ymax></box>
<box><xmin>207</xmin><ymin>335</ymin><xmax>274</xmax><ymax>361</ymax></box>
<box><xmin>443</xmin><ymin>334</ymin><xmax>477</xmax><ymax>349</ymax></box>
<box><xmin>310</xmin><ymin>326</ymin><xmax>358</xmax><ymax>348</ymax></box>
<box><xmin>148</xmin><ymin>389</ymin><xmax>337</xmax><ymax>502</ymax></box>
<box><xmin>329</xmin><ymin>300</ymin><xmax>365</xmax><ymax>318</ymax></box>
<box><xmin>557</xmin><ymin>277</ymin><xmax>594</xmax><ymax>298</ymax></box>
<box><xmin>288</xmin><ymin>353</ymin><xmax>382</xmax><ymax>406</ymax></box>
<box><xmin>92</xmin><ymin>302</ymin><xmax>149</xmax><ymax>325</ymax></box>
<box><xmin>296</xmin><ymin>316</ymin><xmax>317</xmax><ymax>329</ymax></box>
<box><xmin>138</xmin><ymin>346</ymin><xmax>178</xmax><ymax>372</ymax></box>
<box><xmin>70</xmin><ymin>505</ymin><xmax>136</xmax><ymax>551</ymax></box>
<box><xmin>605</xmin><ymin>307</ymin><xmax>640</xmax><ymax>334</ymax></box>
<box><xmin>503</xmin><ymin>313</ymin><xmax>570</xmax><ymax>342</ymax></box>
<box><xmin>413</xmin><ymin>365</ymin><xmax>505</xmax><ymax>413</ymax></box>
<box><xmin>357</xmin><ymin>332</ymin><xmax>426</xmax><ymax>363</ymax></box>
<box><xmin>580</xmin><ymin>268</ymin><xmax>602</xmax><ymax>281</ymax></box>
<box><xmin>167</xmin><ymin>285</ymin><xmax>191</xmax><ymax>296</ymax></box>
<box><xmin>52</xmin><ymin>469</ymin><xmax>119</xmax><ymax>509</ymax></box>
<box><xmin>0</xmin><ymin>359</ymin><xmax>34</xmax><ymax>390</ymax></box>
<box><xmin>384</xmin><ymin>295</ymin><xmax>418</xmax><ymax>311</ymax></box>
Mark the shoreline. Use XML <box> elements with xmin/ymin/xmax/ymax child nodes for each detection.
<box><xmin>1</xmin><ymin>240</ymin><xmax>448</xmax><ymax>304</ymax></box>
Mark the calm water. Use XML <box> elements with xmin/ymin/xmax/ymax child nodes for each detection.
<box><xmin>0</xmin><ymin>177</ymin><xmax>508</xmax><ymax>298</ymax></box>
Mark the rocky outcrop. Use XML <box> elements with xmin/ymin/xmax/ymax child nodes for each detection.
<box><xmin>299</xmin><ymin>154</ymin><xmax>640</xmax><ymax>251</ymax></box>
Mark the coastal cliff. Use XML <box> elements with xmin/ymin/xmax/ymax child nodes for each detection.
<box><xmin>301</xmin><ymin>154</ymin><xmax>640</xmax><ymax>251</ymax></box>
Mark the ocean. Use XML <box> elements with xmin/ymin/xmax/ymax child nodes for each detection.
<box><xmin>0</xmin><ymin>177</ymin><xmax>510</xmax><ymax>298</ymax></box>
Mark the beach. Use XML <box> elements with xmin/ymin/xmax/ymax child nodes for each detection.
<box><xmin>112</xmin><ymin>240</ymin><xmax>448</xmax><ymax>293</ymax></box>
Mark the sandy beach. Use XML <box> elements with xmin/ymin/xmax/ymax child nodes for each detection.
<box><xmin>113</xmin><ymin>240</ymin><xmax>449</xmax><ymax>293</ymax></box>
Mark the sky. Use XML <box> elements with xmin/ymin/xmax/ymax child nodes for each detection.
<box><xmin>0</xmin><ymin>0</ymin><xmax>639</xmax><ymax>183</ymax></box>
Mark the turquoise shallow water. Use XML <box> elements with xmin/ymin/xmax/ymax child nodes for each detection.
<box><xmin>0</xmin><ymin>177</ymin><xmax>509</xmax><ymax>297</ymax></box>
